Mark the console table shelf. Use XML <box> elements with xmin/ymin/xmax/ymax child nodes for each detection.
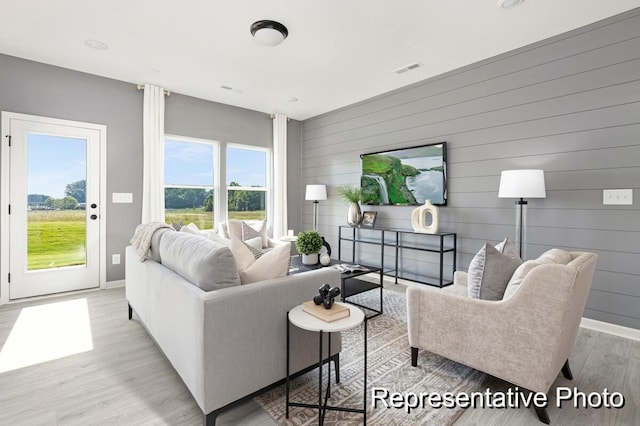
<box><xmin>338</xmin><ymin>226</ymin><xmax>457</xmax><ymax>288</ymax></box>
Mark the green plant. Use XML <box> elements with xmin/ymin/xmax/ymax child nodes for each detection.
<box><xmin>337</xmin><ymin>185</ymin><xmax>362</xmax><ymax>203</ymax></box>
<box><xmin>295</xmin><ymin>230</ymin><xmax>323</xmax><ymax>255</ymax></box>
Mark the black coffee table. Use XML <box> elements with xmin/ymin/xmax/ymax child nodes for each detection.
<box><xmin>289</xmin><ymin>256</ymin><xmax>383</xmax><ymax>318</ymax></box>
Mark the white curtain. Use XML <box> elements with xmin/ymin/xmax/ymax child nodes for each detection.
<box><xmin>141</xmin><ymin>84</ymin><xmax>166</xmax><ymax>224</ymax></box>
<box><xmin>272</xmin><ymin>114</ymin><xmax>288</xmax><ymax>239</ymax></box>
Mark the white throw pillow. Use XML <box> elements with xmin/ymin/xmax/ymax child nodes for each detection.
<box><xmin>243</xmin><ymin>236</ymin><xmax>263</xmax><ymax>259</ymax></box>
<box><xmin>241</xmin><ymin>220</ymin><xmax>269</xmax><ymax>249</ymax></box>
<box><xmin>230</xmin><ymin>236</ymin><xmax>290</xmax><ymax>284</ymax></box>
<box><xmin>180</xmin><ymin>222</ymin><xmax>201</xmax><ymax>235</ymax></box>
<box><xmin>230</xmin><ymin>235</ymin><xmax>256</xmax><ymax>273</ymax></box>
<box><xmin>239</xmin><ymin>244</ymin><xmax>290</xmax><ymax>285</ymax></box>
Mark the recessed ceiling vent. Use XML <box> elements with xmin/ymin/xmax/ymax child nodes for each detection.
<box><xmin>393</xmin><ymin>62</ymin><xmax>423</xmax><ymax>74</ymax></box>
<box><xmin>220</xmin><ymin>85</ymin><xmax>233</xmax><ymax>90</ymax></box>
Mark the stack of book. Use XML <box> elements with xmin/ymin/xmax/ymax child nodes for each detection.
<box><xmin>303</xmin><ymin>300</ymin><xmax>350</xmax><ymax>322</ymax></box>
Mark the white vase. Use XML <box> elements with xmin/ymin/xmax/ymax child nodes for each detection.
<box><xmin>411</xmin><ymin>200</ymin><xmax>440</xmax><ymax>234</ymax></box>
<box><xmin>347</xmin><ymin>202</ymin><xmax>362</xmax><ymax>226</ymax></box>
<box><xmin>302</xmin><ymin>253</ymin><xmax>319</xmax><ymax>265</ymax></box>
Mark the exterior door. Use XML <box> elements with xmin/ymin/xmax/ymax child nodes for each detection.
<box><xmin>2</xmin><ymin>113</ymin><xmax>104</xmax><ymax>300</ymax></box>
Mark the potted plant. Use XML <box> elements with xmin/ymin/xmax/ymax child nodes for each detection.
<box><xmin>295</xmin><ymin>230</ymin><xmax>323</xmax><ymax>265</ymax></box>
<box><xmin>338</xmin><ymin>185</ymin><xmax>362</xmax><ymax>226</ymax></box>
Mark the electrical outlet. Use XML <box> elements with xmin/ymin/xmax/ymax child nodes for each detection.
<box><xmin>112</xmin><ymin>254</ymin><xmax>121</xmax><ymax>265</ymax></box>
<box><xmin>603</xmin><ymin>189</ymin><xmax>633</xmax><ymax>205</ymax></box>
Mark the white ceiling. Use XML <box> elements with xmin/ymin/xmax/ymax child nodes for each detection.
<box><xmin>1</xmin><ymin>0</ymin><xmax>640</xmax><ymax>120</ymax></box>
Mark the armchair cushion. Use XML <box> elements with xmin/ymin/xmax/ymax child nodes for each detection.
<box><xmin>467</xmin><ymin>242</ymin><xmax>521</xmax><ymax>300</ymax></box>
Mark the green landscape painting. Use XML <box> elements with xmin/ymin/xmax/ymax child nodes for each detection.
<box><xmin>360</xmin><ymin>143</ymin><xmax>446</xmax><ymax>206</ymax></box>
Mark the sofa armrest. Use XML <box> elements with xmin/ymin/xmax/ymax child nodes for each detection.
<box><xmin>453</xmin><ymin>271</ymin><xmax>468</xmax><ymax>286</ymax></box>
<box><xmin>200</xmin><ymin>268</ymin><xmax>342</xmax><ymax>412</ymax></box>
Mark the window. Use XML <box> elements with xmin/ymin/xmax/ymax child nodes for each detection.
<box><xmin>226</xmin><ymin>145</ymin><xmax>269</xmax><ymax>222</ymax></box>
<box><xmin>164</xmin><ymin>136</ymin><xmax>218</xmax><ymax>229</ymax></box>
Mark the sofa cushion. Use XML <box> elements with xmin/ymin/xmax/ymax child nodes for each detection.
<box><xmin>158</xmin><ymin>231</ymin><xmax>241</xmax><ymax>291</ymax></box>
<box><xmin>468</xmin><ymin>242</ymin><xmax>522</xmax><ymax>300</ymax></box>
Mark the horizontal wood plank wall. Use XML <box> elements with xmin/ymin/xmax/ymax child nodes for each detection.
<box><xmin>299</xmin><ymin>9</ymin><xmax>640</xmax><ymax>329</ymax></box>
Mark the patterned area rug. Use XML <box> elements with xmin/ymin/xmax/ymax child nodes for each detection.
<box><xmin>255</xmin><ymin>288</ymin><xmax>489</xmax><ymax>425</ymax></box>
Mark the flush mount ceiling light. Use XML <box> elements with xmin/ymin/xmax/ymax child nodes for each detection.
<box><xmin>250</xmin><ymin>20</ymin><xmax>288</xmax><ymax>46</ymax></box>
<box><xmin>497</xmin><ymin>0</ymin><xmax>524</xmax><ymax>8</ymax></box>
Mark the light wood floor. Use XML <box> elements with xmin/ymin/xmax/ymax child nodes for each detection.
<box><xmin>0</xmin><ymin>287</ymin><xmax>637</xmax><ymax>425</ymax></box>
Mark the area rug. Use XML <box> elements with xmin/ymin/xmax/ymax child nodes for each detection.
<box><xmin>255</xmin><ymin>287</ymin><xmax>489</xmax><ymax>425</ymax></box>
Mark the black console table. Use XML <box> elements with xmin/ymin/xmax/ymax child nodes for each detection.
<box><xmin>338</xmin><ymin>226</ymin><xmax>456</xmax><ymax>287</ymax></box>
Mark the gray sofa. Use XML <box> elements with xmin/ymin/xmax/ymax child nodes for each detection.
<box><xmin>125</xmin><ymin>230</ymin><xmax>342</xmax><ymax>425</ymax></box>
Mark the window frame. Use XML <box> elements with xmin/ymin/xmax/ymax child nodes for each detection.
<box><xmin>225</xmin><ymin>143</ymin><xmax>271</xmax><ymax>224</ymax></box>
<box><xmin>163</xmin><ymin>134</ymin><xmax>220</xmax><ymax>230</ymax></box>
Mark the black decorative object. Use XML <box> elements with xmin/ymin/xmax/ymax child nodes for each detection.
<box><xmin>321</xmin><ymin>236</ymin><xmax>332</xmax><ymax>256</ymax></box>
<box><xmin>313</xmin><ymin>283</ymin><xmax>341</xmax><ymax>309</ymax></box>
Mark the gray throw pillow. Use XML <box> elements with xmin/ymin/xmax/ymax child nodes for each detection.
<box><xmin>467</xmin><ymin>243</ymin><xmax>522</xmax><ymax>300</ymax></box>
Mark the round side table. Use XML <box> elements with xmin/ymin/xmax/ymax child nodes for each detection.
<box><xmin>286</xmin><ymin>302</ymin><xmax>367</xmax><ymax>425</ymax></box>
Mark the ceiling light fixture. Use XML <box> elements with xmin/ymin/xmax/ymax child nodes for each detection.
<box><xmin>84</xmin><ymin>39</ymin><xmax>108</xmax><ymax>50</ymax></box>
<box><xmin>250</xmin><ymin>20</ymin><xmax>288</xmax><ymax>46</ymax></box>
<box><xmin>497</xmin><ymin>0</ymin><xmax>524</xmax><ymax>8</ymax></box>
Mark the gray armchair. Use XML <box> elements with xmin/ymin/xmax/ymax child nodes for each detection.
<box><xmin>407</xmin><ymin>250</ymin><xmax>597</xmax><ymax>423</ymax></box>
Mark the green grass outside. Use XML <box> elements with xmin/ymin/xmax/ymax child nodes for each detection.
<box><xmin>165</xmin><ymin>209</ymin><xmax>265</xmax><ymax>230</ymax></box>
<box><xmin>28</xmin><ymin>210</ymin><xmax>86</xmax><ymax>270</ymax></box>
<box><xmin>26</xmin><ymin>208</ymin><xmax>267</xmax><ymax>270</ymax></box>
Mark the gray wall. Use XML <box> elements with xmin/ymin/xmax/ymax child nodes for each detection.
<box><xmin>0</xmin><ymin>54</ymin><xmax>287</xmax><ymax>282</ymax></box>
<box><xmin>0</xmin><ymin>53</ymin><xmax>142</xmax><ymax>283</ymax></box>
<box><xmin>300</xmin><ymin>9</ymin><xmax>640</xmax><ymax>329</ymax></box>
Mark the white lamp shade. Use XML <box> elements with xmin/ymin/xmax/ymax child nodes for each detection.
<box><xmin>305</xmin><ymin>184</ymin><xmax>327</xmax><ymax>201</ymax></box>
<box><xmin>253</xmin><ymin>28</ymin><xmax>286</xmax><ymax>46</ymax></box>
<box><xmin>498</xmin><ymin>169</ymin><xmax>546</xmax><ymax>198</ymax></box>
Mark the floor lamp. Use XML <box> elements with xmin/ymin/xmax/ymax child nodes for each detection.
<box><xmin>305</xmin><ymin>184</ymin><xmax>327</xmax><ymax>232</ymax></box>
<box><xmin>498</xmin><ymin>170</ymin><xmax>546</xmax><ymax>259</ymax></box>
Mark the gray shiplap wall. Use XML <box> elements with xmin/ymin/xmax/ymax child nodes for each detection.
<box><xmin>300</xmin><ymin>9</ymin><xmax>640</xmax><ymax>329</ymax></box>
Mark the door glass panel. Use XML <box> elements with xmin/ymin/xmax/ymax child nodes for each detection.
<box><xmin>27</xmin><ymin>133</ymin><xmax>87</xmax><ymax>270</ymax></box>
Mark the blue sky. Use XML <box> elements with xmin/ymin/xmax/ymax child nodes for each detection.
<box><xmin>165</xmin><ymin>139</ymin><xmax>266</xmax><ymax>187</ymax></box>
<box><xmin>28</xmin><ymin>136</ymin><xmax>267</xmax><ymax>198</ymax></box>
<box><xmin>28</xmin><ymin>134</ymin><xmax>86</xmax><ymax>198</ymax></box>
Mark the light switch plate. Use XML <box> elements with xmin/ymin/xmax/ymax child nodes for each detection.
<box><xmin>112</xmin><ymin>254</ymin><xmax>121</xmax><ymax>265</ymax></box>
<box><xmin>603</xmin><ymin>189</ymin><xmax>633</xmax><ymax>205</ymax></box>
<box><xmin>112</xmin><ymin>192</ymin><xmax>133</xmax><ymax>203</ymax></box>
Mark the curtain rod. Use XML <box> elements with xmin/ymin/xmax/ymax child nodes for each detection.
<box><xmin>270</xmin><ymin>114</ymin><xmax>290</xmax><ymax>121</ymax></box>
<box><xmin>136</xmin><ymin>84</ymin><xmax>171</xmax><ymax>96</ymax></box>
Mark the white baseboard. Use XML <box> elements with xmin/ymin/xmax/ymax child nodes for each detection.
<box><xmin>105</xmin><ymin>280</ymin><xmax>125</xmax><ymax>289</ymax></box>
<box><xmin>580</xmin><ymin>317</ymin><xmax>640</xmax><ymax>342</ymax></box>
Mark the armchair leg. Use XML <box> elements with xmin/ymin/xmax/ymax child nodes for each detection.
<box><xmin>411</xmin><ymin>347</ymin><xmax>418</xmax><ymax>367</ymax></box>
<box><xmin>534</xmin><ymin>406</ymin><xmax>550</xmax><ymax>424</ymax></box>
<box><xmin>561</xmin><ymin>359</ymin><xmax>573</xmax><ymax>380</ymax></box>
<box><xmin>128</xmin><ymin>303</ymin><xmax>132</xmax><ymax>320</ymax></box>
